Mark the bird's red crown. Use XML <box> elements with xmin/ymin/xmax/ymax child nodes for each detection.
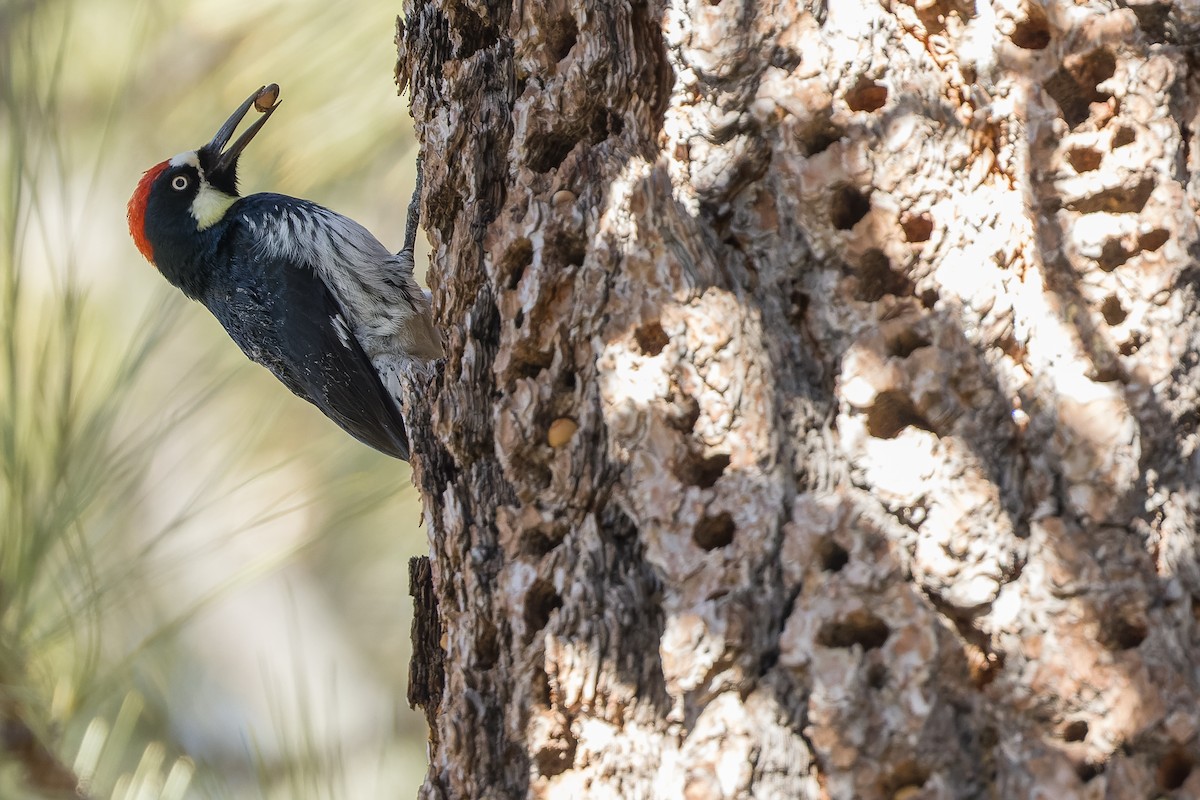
<box><xmin>128</xmin><ymin>161</ymin><xmax>168</xmax><ymax>263</ymax></box>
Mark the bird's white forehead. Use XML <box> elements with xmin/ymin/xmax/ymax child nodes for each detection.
<box><xmin>169</xmin><ymin>151</ymin><xmax>202</xmax><ymax>171</ymax></box>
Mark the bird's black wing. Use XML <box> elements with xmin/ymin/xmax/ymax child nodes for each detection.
<box><xmin>202</xmin><ymin>225</ymin><xmax>410</xmax><ymax>460</ymax></box>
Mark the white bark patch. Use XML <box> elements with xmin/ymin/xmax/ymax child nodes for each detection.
<box><xmin>659</xmin><ymin>610</ymin><xmax>724</xmax><ymax>696</ymax></box>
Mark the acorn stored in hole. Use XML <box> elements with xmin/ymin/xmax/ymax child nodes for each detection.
<box><xmin>547</xmin><ymin>418</ymin><xmax>578</xmax><ymax>448</ymax></box>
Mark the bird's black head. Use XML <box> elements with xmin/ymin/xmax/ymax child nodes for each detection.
<box><xmin>128</xmin><ymin>84</ymin><xmax>281</xmax><ymax>287</ymax></box>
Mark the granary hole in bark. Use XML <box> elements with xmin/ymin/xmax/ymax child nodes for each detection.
<box><xmin>1062</xmin><ymin>719</ymin><xmax>1088</xmax><ymax>742</ymax></box>
<box><xmin>694</xmin><ymin>511</ymin><xmax>735</xmax><ymax>550</ymax></box>
<box><xmin>606</xmin><ymin>109</ymin><xmax>625</xmax><ymax>138</ymax></box>
<box><xmin>1139</xmin><ymin>228</ymin><xmax>1169</xmax><ymax>252</ymax></box>
<box><xmin>510</xmin><ymin>347</ymin><xmax>554</xmax><ymax>381</ymax></box>
<box><xmin>477</xmin><ymin>288</ymin><xmax>502</xmax><ymax>347</ymax></box>
<box><xmin>1097</xmin><ymin>238</ymin><xmax>1130</xmax><ymax>272</ymax></box>
<box><xmin>1011</xmin><ymin>10</ymin><xmax>1051</xmax><ymax>49</ymax></box>
<box><xmin>798</xmin><ymin>116</ymin><xmax>844</xmax><ymax>156</ymax></box>
<box><xmin>866</xmin><ymin>662</ymin><xmax>887</xmax><ymax>689</ymax></box>
<box><xmin>475</xmin><ymin>618</ymin><xmax>499</xmax><ymax>669</ymax></box>
<box><xmin>1159</xmin><ymin>750</ymin><xmax>1194</xmax><ymax>790</ymax></box>
<box><xmin>865</xmin><ymin>391</ymin><xmax>933</xmax><ymax>439</ymax></box>
<box><xmin>553</xmin><ymin>231</ymin><xmax>587</xmax><ymax>271</ymax></box>
<box><xmin>629</xmin><ymin>0</ymin><xmax>674</xmax><ymax>134</ymax></box>
<box><xmin>454</xmin><ymin>7</ymin><xmax>500</xmax><ymax>59</ymax></box>
<box><xmin>1100</xmin><ymin>614</ymin><xmax>1147</xmax><ymax>650</ymax></box>
<box><xmin>533</xmin><ymin>665</ymin><xmax>552</xmax><ymax>706</ymax></box>
<box><xmin>1068</xmin><ymin>176</ymin><xmax>1154</xmax><ymax>215</ymax></box>
<box><xmin>666</xmin><ymin>389</ymin><xmax>702</xmax><ymax>434</ymax></box>
<box><xmin>845</xmin><ymin>75</ymin><xmax>888</xmax><ymax>112</ymax></box>
<box><xmin>675</xmin><ymin>451</ymin><xmax>730</xmax><ymax>489</ymax></box>
<box><xmin>1077</xmin><ymin>761</ymin><xmax>1103</xmax><ymax>783</ymax></box>
<box><xmin>1044</xmin><ymin>48</ymin><xmax>1116</xmax><ymax>128</ymax></box>
<box><xmin>501</xmin><ymin>237</ymin><xmax>533</xmax><ymax>290</ymax></box>
<box><xmin>585</xmin><ymin>106</ymin><xmax>617</xmax><ymax>146</ymax></box>
<box><xmin>817</xmin><ymin>538</ymin><xmax>849</xmax><ymax>573</ymax></box>
<box><xmin>521</xmin><ymin>526</ymin><xmax>564</xmax><ymax>557</ymax></box>
<box><xmin>529</xmin><ymin>132</ymin><xmax>580</xmax><ymax>174</ymax></box>
<box><xmin>634</xmin><ymin>320</ymin><xmax>669</xmax><ymax>356</ymax></box>
<box><xmin>1100</xmin><ymin>295</ymin><xmax>1126</xmax><ymax>326</ymax></box>
<box><xmin>1066</xmin><ymin>146</ymin><xmax>1102</xmax><ymax>173</ymax></box>
<box><xmin>550</xmin><ymin>14</ymin><xmax>578</xmax><ymax>61</ymax></box>
<box><xmin>1131</xmin><ymin>2</ymin><xmax>1171</xmax><ymax>40</ymax></box>
<box><xmin>524</xmin><ymin>579</ymin><xmax>563</xmax><ymax>640</ymax></box>
<box><xmin>830</xmin><ymin>183</ymin><xmax>870</xmax><ymax>230</ymax></box>
<box><xmin>1112</xmin><ymin>125</ymin><xmax>1135</xmax><ymax>148</ymax></box>
<box><xmin>897</xmin><ymin>504</ymin><xmax>926</xmax><ymax>530</ymax></box>
<box><xmin>528</xmin><ymin>105</ymin><xmax>617</xmax><ymax>174</ymax></box>
<box><xmin>817</xmin><ymin>609</ymin><xmax>891</xmax><ymax>650</ymax></box>
<box><xmin>855</xmin><ymin>249</ymin><xmax>913</xmax><ymax>302</ymax></box>
<box><xmin>883</xmin><ymin>762</ymin><xmax>929</xmax><ymax>796</ymax></box>
<box><xmin>534</xmin><ymin>721</ymin><xmax>578</xmax><ymax>777</ymax></box>
<box><xmin>1077</xmin><ymin>46</ymin><xmax>1118</xmax><ymax>91</ymax></box>
<box><xmin>887</xmin><ymin>328</ymin><xmax>930</xmax><ymax>359</ymax></box>
<box><xmin>1118</xmin><ymin>333</ymin><xmax>1144</xmax><ymax>357</ymax></box>
<box><xmin>901</xmin><ymin>212</ymin><xmax>933</xmax><ymax>242</ymax></box>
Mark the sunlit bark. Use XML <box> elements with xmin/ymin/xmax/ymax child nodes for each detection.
<box><xmin>398</xmin><ymin>1</ymin><xmax>1200</xmax><ymax>796</ymax></box>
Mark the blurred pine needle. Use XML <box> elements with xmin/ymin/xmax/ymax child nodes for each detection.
<box><xmin>0</xmin><ymin>0</ymin><xmax>429</xmax><ymax>797</ymax></box>
<box><xmin>0</xmin><ymin>2</ymin><xmax>201</xmax><ymax>796</ymax></box>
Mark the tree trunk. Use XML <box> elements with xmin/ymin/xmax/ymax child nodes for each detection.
<box><xmin>397</xmin><ymin>0</ymin><xmax>1200</xmax><ymax>796</ymax></box>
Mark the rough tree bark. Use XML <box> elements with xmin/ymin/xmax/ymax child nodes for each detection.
<box><xmin>397</xmin><ymin>0</ymin><xmax>1200</xmax><ymax>797</ymax></box>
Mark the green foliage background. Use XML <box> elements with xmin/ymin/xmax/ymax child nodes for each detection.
<box><xmin>0</xmin><ymin>0</ymin><xmax>429</xmax><ymax>797</ymax></box>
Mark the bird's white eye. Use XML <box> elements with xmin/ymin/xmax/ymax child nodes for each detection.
<box><xmin>171</xmin><ymin>175</ymin><xmax>189</xmax><ymax>191</ymax></box>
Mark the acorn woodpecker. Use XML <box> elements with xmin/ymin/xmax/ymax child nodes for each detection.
<box><xmin>127</xmin><ymin>85</ymin><xmax>441</xmax><ymax>460</ymax></box>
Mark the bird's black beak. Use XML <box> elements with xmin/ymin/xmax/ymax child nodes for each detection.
<box><xmin>201</xmin><ymin>84</ymin><xmax>281</xmax><ymax>188</ymax></box>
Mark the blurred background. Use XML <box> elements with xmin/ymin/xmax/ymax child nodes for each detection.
<box><xmin>1</xmin><ymin>0</ymin><xmax>430</xmax><ymax>797</ymax></box>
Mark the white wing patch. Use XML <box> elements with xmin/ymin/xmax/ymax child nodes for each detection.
<box><xmin>249</xmin><ymin>202</ymin><xmax>444</xmax><ymax>361</ymax></box>
<box><xmin>331</xmin><ymin>313</ymin><xmax>353</xmax><ymax>348</ymax></box>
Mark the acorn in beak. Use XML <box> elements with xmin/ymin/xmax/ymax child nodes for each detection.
<box><xmin>199</xmin><ymin>84</ymin><xmax>281</xmax><ymax>192</ymax></box>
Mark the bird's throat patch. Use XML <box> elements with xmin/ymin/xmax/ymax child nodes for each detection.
<box><xmin>191</xmin><ymin>183</ymin><xmax>238</xmax><ymax>230</ymax></box>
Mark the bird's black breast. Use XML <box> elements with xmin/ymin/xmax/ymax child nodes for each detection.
<box><xmin>200</xmin><ymin>198</ymin><xmax>410</xmax><ymax>460</ymax></box>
